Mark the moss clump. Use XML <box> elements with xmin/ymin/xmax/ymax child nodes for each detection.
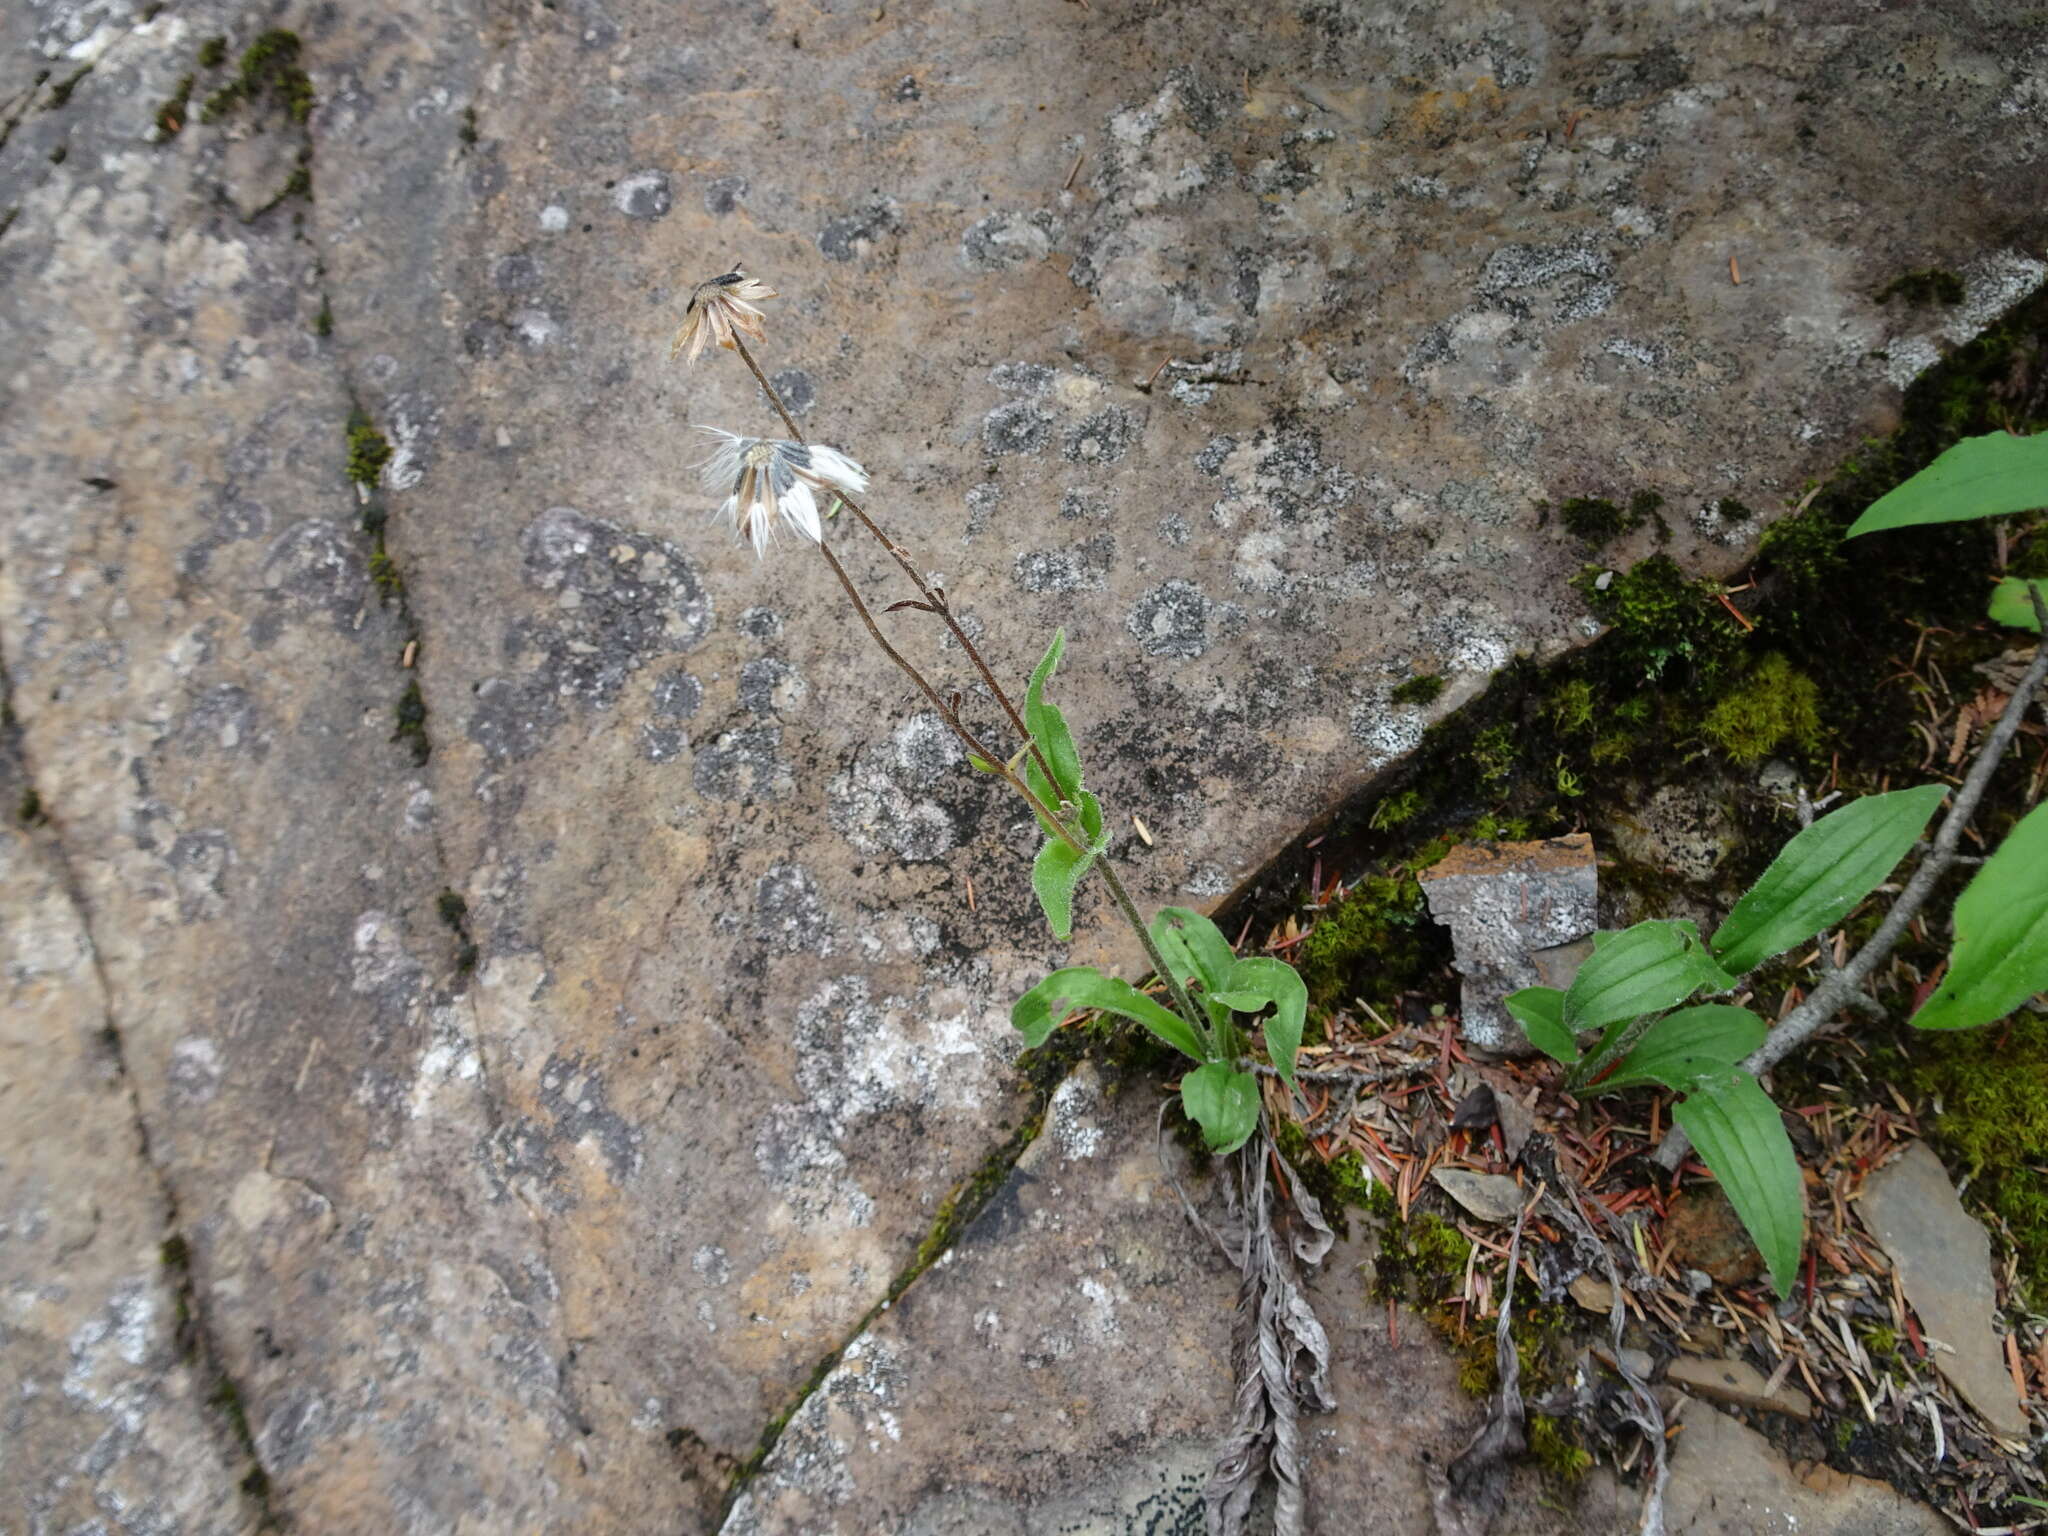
<box><xmin>1527</xmin><ymin>1413</ymin><xmax>1593</xmax><ymax>1483</ymax></box>
<box><xmin>197</xmin><ymin>36</ymin><xmax>228</xmax><ymax>69</ymax></box>
<box><xmin>202</xmin><ymin>31</ymin><xmax>314</xmax><ymax>125</ymax></box>
<box><xmin>153</xmin><ymin>74</ymin><xmax>195</xmax><ymax>137</ymax></box>
<box><xmin>45</xmin><ymin>64</ymin><xmax>93</xmax><ymax>110</ymax></box>
<box><xmin>1392</xmin><ymin>673</ymin><xmax>1445</xmax><ymax>706</ymax></box>
<box><xmin>346</xmin><ymin>410</ymin><xmax>392</xmax><ymax>488</ymax></box>
<box><xmin>1716</xmin><ymin>497</ymin><xmax>1755</xmax><ymax>524</ymax></box>
<box><xmin>1558</xmin><ymin>496</ymin><xmax>1630</xmax><ymax>545</ymax></box>
<box><xmin>393</xmin><ymin>681</ymin><xmax>429</xmax><ymax>765</ymax></box>
<box><xmin>459</xmin><ymin>105</ymin><xmax>479</xmax><ymax>145</ymax></box>
<box><xmin>314</xmin><ymin>297</ymin><xmax>333</xmax><ymax>337</ymax></box>
<box><xmin>367</xmin><ymin>547</ymin><xmax>404</xmax><ymax>603</ymax></box>
<box><xmin>1545</xmin><ymin>678</ymin><xmax>1595</xmax><ymax>734</ymax></box>
<box><xmin>160</xmin><ymin>1233</ymin><xmax>191</xmax><ymax>1270</ymax></box>
<box><xmin>1904</xmin><ymin>1019</ymin><xmax>2048</xmax><ymax>1304</ymax></box>
<box><xmin>1876</xmin><ymin>269</ymin><xmax>1965</xmax><ymax>307</ymax></box>
<box><xmin>1573</xmin><ymin>554</ymin><xmax>1746</xmax><ymax>685</ymax></box>
<box><xmin>1295</xmin><ymin>871</ymin><xmax>1429</xmax><ymax>1013</ymax></box>
<box><xmin>1700</xmin><ymin>653</ymin><xmax>1822</xmax><ymax>764</ymax></box>
<box><xmin>1370</xmin><ymin>788</ymin><xmax>1424</xmax><ymax>830</ymax></box>
<box><xmin>1471</xmin><ymin>722</ymin><xmax>1518</xmax><ymax>782</ymax></box>
<box><xmin>17</xmin><ymin>786</ymin><xmax>46</xmax><ymax>826</ymax></box>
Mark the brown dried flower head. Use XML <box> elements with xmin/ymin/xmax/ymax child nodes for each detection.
<box><xmin>671</xmin><ymin>267</ymin><xmax>777</xmax><ymax>364</ymax></box>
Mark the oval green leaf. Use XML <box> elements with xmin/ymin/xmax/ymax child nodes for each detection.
<box><xmin>1988</xmin><ymin>576</ymin><xmax>2046</xmax><ymax>634</ymax></box>
<box><xmin>1711</xmin><ymin>785</ymin><xmax>1947</xmax><ymax>975</ymax></box>
<box><xmin>1181</xmin><ymin>1062</ymin><xmax>1260</xmax><ymax>1153</ymax></box>
<box><xmin>1151</xmin><ymin>906</ymin><xmax>1236</xmax><ymax>994</ymax></box>
<box><xmin>1673</xmin><ymin>1071</ymin><xmax>1805</xmax><ymax>1297</ymax></box>
<box><xmin>1589</xmin><ymin>1005</ymin><xmax>1768</xmax><ymax>1094</ymax></box>
<box><xmin>1912</xmin><ymin>800</ymin><xmax>2048</xmax><ymax>1030</ymax></box>
<box><xmin>1030</xmin><ymin>836</ymin><xmax>1095</xmax><ymax>943</ymax></box>
<box><xmin>1024</xmin><ymin>629</ymin><xmax>1085</xmax><ymax>802</ymax></box>
<box><xmin>1563</xmin><ymin>920</ymin><xmax>1721</xmax><ymax>1031</ymax></box>
<box><xmin>1011</xmin><ymin>965</ymin><xmax>1206</xmax><ymax>1061</ymax></box>
<box><xmin>1505</xmin><ymin>986</ymin><xmax>1576</xmax><ymax>1064</ymax></box>
<box><xmin>1845</xmin><ymin>430</ymin><xmax>2048</xmax><ymax>537</ymax></box>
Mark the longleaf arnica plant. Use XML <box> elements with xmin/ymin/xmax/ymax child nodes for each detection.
<box><xmin>672</xmin><ymin>266</ymin><xmax>1333</xmax><ymax>1535</ymax></box>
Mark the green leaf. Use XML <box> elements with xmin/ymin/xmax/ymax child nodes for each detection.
<box><xmin>1711</xmin><ymin>785</ymin><xmax>1948</xmax><ymax>975</ymax></box>
<box><xmin>1845</xmin><ymin>431</ymin><xmax>2048</xmax><ymax>537</ymax></box>
<box><xmin>1588</xmin><ymin>1005</ymin><xmax>1768</xmax><ymax>1093</ymax></box>
<box><xmin>1031</xmin><ymin>836</ymin><xmax>1096</xmax><ymax>942</ymax></box>
<box><xmin>1988</xmin><ymin>576</ymin><xmax>2047</xmax><ymax>634</ymax></box>
<box><xmin>1563</xmin><ymin>920</ymin><xmax>1723</xmax><ymax>1032</ymax></box>
<box><xmin>1011</xmin><ymin>966</ymin><xmax>1206</xmax><ymax>1061</ymax></box>
<box><xmin>1673</xmin><ymin>1071</ymin><xmax>1805</xmax><ymax>1297</ymax></box>
<box><xmin>1913</xmin><ymin>800</ymin><xmax>2048</xmax><ymax>1030</ymax></box>
<box><xmin>1150</xmin><ymin>907</ymin><xmax>1236</xmax><ymax>994</ymax></box>
<box><xmin>1506</xmin><ymin>986</ymin><xmax>1577</xmax><ymax>1064</ymax></box>
<box><xmin>1213</xmin><ymin>956</ymin><xmax>1308</xmax><ymax>1087</ymax></box>
<box><xmin>1024</xmin><ymin>629</ymin><xmax>1084</xmax><ymax>802</ymax></box>
<box><xmin>1180</xmin><ymin>1062</ymin><xmax>1261</xmax><ymax>1153</ymax></box>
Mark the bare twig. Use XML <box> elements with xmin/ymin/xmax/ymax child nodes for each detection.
<box><xmin>1655</xmin><ymin>590</ymin><xmax>2048</xmax><ymax>1171</ymax></box>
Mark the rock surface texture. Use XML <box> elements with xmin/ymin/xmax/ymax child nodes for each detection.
<box><xmin>2</xmin><ymin>0</ymin><xmax>2043</xmax><ymax>1531</ymax></box>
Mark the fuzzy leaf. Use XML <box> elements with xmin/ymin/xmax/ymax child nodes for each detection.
<box><xmin>1711</xmin><ymin>785</ymin><xmax>1948</xmax><ymax>975</ymax></box>
<box><xmin>1563</xmin><ymin>920</ymin><xmax>1724</xmax><ymax>1032</ymax></box>
<box><xmin>1673</xmin><ymin>1071</ymin><xmax>1805</xmax><ymax>1297</ymax></box>
<box><xmin>1024</xmin><ymin>629</ymin><xmax>1085</xmax><ymax>803</ymax></box>
<box><xmin>1031</xmin><ymin>836</ymin><xmax>1095</xmax><ymax>943</ymax></box>
<box><xmin>1011</xmin><ymin>965</ymin><xmax>1206</xmax><ymax>1061</ymax></box>
<box><xmin>1913</xmin><ymin>800</ymin><xmax>2048</xmax><ymax>1030</ymax></box>
<box><xmin>1213</xmin><ymin>956</ymin><xmax>1308</xmax><ymax>1087</ymax></box>
<box><xmin>1181</xmin><ymin>1063</ymin><xmax>1261</xmax><ymax>1153</ymax></box>
<box><xmin>1151</xmin><ymin>906</ymin><xmax>1237</xmax><ymax>995</ymax></box>
<box><xmin>1845</xmin><ymin>430</ymin><xmax>2048</xmax><ymax>537</ymax></box>
<box><xmin>1506</xmin><ymin>986</ymin><xmax>1576</xmax><ymax>1064</ymax></box>
<box><xmin>1589</xmin><ymin>1005</ymin><xmax>1768</xmax><ymax>1094</ymax></box>
<box><xmin>1988</xmin><ymin>576</ymin><xmax>2047</xmax><ymax>634</ymax></box>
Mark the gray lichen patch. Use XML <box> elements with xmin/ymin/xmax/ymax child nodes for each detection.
<box><xmin>1013</xmin><ymin>534</ymin><xmax>1115</xmax><ymax>595</ymax></box>
<box><xmin>826</xmin><ymin>712</ymin><xmax>982</xmax><ymax>861</ymax></box>
<box><xmin>468</xmin><ymin>508</ymin><xmax>712</xmax><ymax>763</ymax></box>
<box><xmin>1125</xmin><ymin>579</ymin><xmax>1241</xmax><ymax>660</ymax></box>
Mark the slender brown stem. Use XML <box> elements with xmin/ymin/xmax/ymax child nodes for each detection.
<box><xmin>816</xmin><ymin>543</ymin><xmax>1085</xmax><ymax>856</ymax></box>
<box><xmin>730</xmin><ymin>333</ymin><xmax>1064</xmax><ymax>801</ymax></box>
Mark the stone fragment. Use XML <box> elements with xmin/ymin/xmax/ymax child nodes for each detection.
<box><xmin>1665</xmin><ymin>1187</ymin><xmax>1764</xmax><ymax>1287</ymax></box>
<box><xmin>1664</xmin><ymin>1400</ymin><xmax>1946</xmax><ymax>1535</ymax></box>
<box><xmin>1570</xmin><ymin>1274</ymin><xmax>1617</xmax><ymax>1313</ymax></box>
<box><xmin>1420</xmin><ymin>835</ymin><xmax>1598</xmax><ymax>1053</ymax></box>
<box><xmin>1858</xmin><ymin>1142</ymin><xmax>2030</xmax><ymax>1441</ymax></box>
<box><xmin>1431</xmin><ymin>1168</ymin><xmax>1530</xmax><ymax>1224</ymax></box>
<box><xmin>1665</xmin><ymin>1356</ymin><xmax>1813</xmax><ymax>1420</ymax></box>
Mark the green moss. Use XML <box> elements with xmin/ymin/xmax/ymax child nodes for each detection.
<box><xmin>1700</xmin><ymin>653</ymin><xmax>1822</xmax><ymax>764</ymax></box>
<box><xmin>160</xmin><ymin>1233</ymin><xmax>191</xmax><ymax>1270</ymax></box>
<box><xmin>1904</xmin><ymin>1019</ymin><xmax>2048</xmax><ymax>1304</ymax></box>
<box><xmin>1392</xmin><ymin>673</ymin><xmax>1445</xmax><ymax>706</ymax></box>
<box><xmin>45</xmin><ymin>64</ymin><xmax>92</xmax><ymax>110</ymax></box>
<box><xmin>393</xmin><ymin>681</ymin><xmax>430</xmax><ymax>765</ymax></box>
<box><xmin>1716</xmin><ymin>497</ymin><xmax>1755</xmax><ymax>524</ymax></box>
<box><xmin>1559</xmin><ymin>496</ymin><xmax>1632</xmax><ymax>545</ymax></box>
<box><xmin>1573</xmin><ymin>554</ymin><xmax>1746</xmax><ymax>685</ymax></box>
<box><xmin>1471</xmin><ymin>722</ymin><xmax>1518</xmax><ymax>782</ymax></box>
<box><xmin>459</xmin><ymin>105</ymin><xmax>479</xmax><ymax>145</ymax></box>
<box><xmin>1295</xmin><ymin>870</ymin><xmax>1428</xmax><ymax>1012</ymax></box>
<box><xmin>17</xmin><ymin>786</ymin><xmax>45</xmax><ymax>826</ymax></box>
<box><xmin>1369</xmin><ymin>788</ymin><xmax>1424</xmax><ymax>830</ymax></box>
<box><xmin>1527</xmin><ymin>1414</ymin><xmax>1593</xmax><ymax>1483</ymax></box>
<box><xmin>314</xmin><ymin>297</ymin><xmax>333</xmax><ymax>337</ymax></box>
<box><xmin>202</xmin><ymin>31</ymin><xmax>314</xmax><ymax>125</ymax></box>
<box><xmin>197</xmin><ymin>36</ymin><xmax>228</xmax><ymax>69</ymax></box>
<box><xmin>154</xmin><ymin>74</ymin><xmax>194</xmax><ymax>137</ymax></box>
<box><xmin>1876</xmin><ymin>269</ymin><xmax>1965</xmax><ymax>307</ymax></box>
<box><xmin>48</xmin><ymin>143</ymin><xmax>66</xmax><ymax>164</ymax></box>
<box><xmin>367</xmin><ymin>547</ymin><xmax>404</xmax><ymax>602</ymax></box>
<box><xmin>1545</xmin><ymin>679</ymin><xmax>1595</xmax><ymax>734</ymax></box>
<box><xmin>347</xmin><ymin>410</ymin><xmax>392</xmax><ymax>488</ymax></box>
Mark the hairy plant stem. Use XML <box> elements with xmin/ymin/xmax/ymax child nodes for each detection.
<box><xmin>1653</xmin><ymin>586</ymin><xmax>2048</xmax><ymax>1173</ymax></box>
<box><xmin>730</xmin><ymin>334</ymin><xmax>1213</xmax><ymax>1043</ymax></box>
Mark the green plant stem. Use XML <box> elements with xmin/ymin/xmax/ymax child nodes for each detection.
<box><xmin>1653</xmin><ymin>586</ymin><xmax>2048</xmax><ymax>1172</ymax></box>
